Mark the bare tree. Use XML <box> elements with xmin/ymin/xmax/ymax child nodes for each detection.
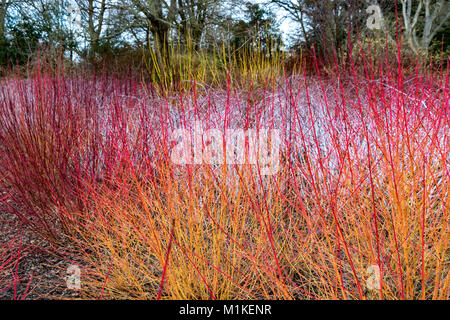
<box><xmin>123</xmin><ymin>0</ymin><xmax>177</xmax><ymax>65</ymax></box>
<box><xmin>0</xmin><ymin>0</ymin><xmax>42</xmax><ymax>38</ymax></box>
<box><xmin>269</xmin><ymin>0</ymin><xmax>310</xmax><ymax>46</ymax></box>
<box><xmin>77</xmin><ymin>0</ymin><xmax>108</xmax><ymax>62</ymax></box>
<box><xmin>366</xmin><ymin>0</ymin><xmax>449</xmax><ymax>54</ymax></box>
<box><xmin>399</xmin><ymin>0</ymin><xmax>449</xmax><ymax>53</ymax></box>
<box><xmin>177</xmin><ymin>0</ymin><xmax>220</xmax><ymax>50</ymax></box>
<box><xmin>0</xmin><ymin>0</ymin><xmax>10</xmax><ymax>37</ymax></box>
<box><xmin>272</xmin><ymin>0</ymin><xmax>449</xmax><ymax>55</ymax></box>
<box><xmin>271</xmin><ymin>0</ymin><xmax>366</xmax><ymax>56</ymax></box>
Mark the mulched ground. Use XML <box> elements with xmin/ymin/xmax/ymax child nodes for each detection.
<box><xmin>0</xmin><ymin>209</ymin><xmax>82</xmax><ymax>300</ymax></box>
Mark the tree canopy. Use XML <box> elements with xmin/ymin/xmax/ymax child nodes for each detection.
<box><xmin>0</xmin><ymin>0</ymin><xmax>448</xmax><ymax>69</ymax></box>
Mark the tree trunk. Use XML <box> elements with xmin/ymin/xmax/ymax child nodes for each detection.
<box><xmin>0</xmin><ymin>0</ymin><xmax>9</xmax><ymax>38</ymax></box>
